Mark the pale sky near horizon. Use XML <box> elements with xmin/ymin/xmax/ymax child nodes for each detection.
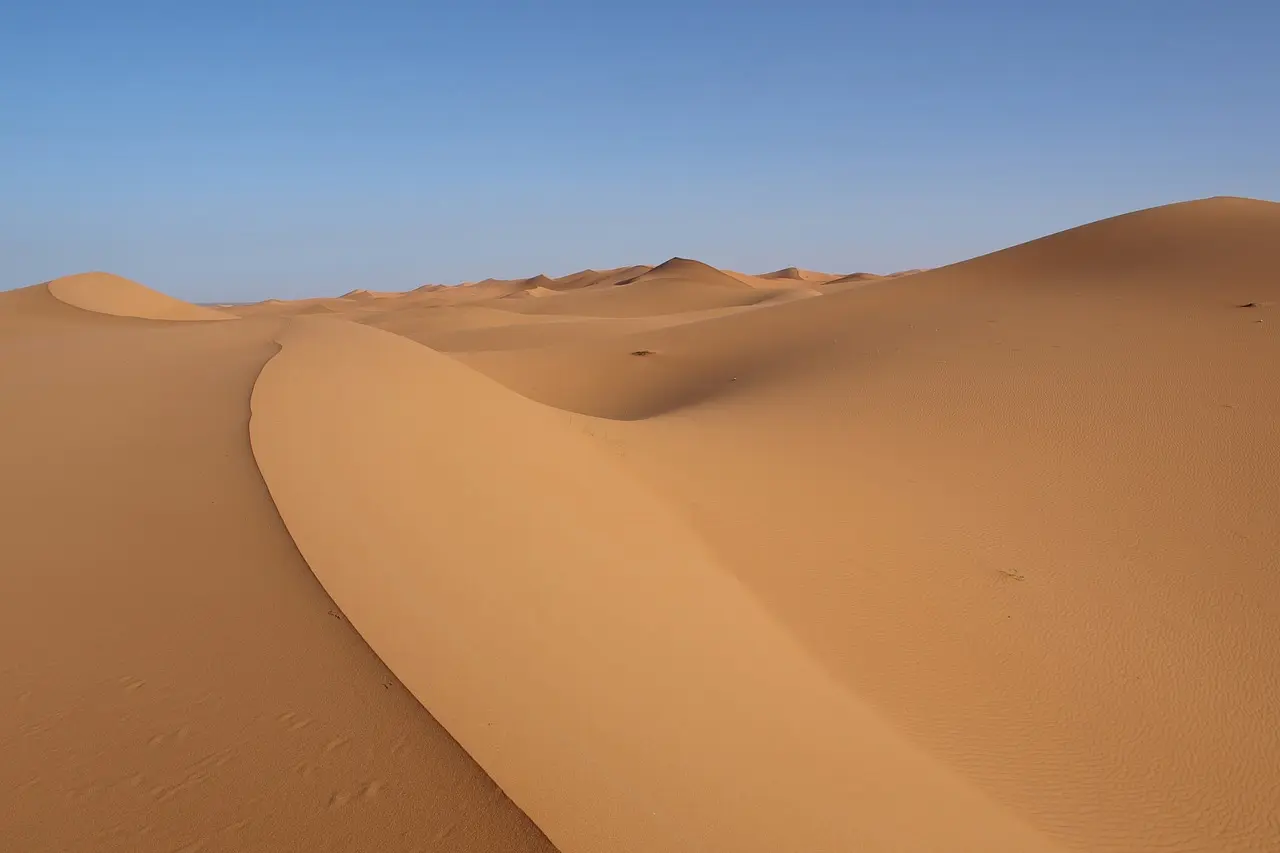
<box><xmin>2</xmin><ymin>2</ymin><xmax>1277</xmax><ymax>301</ymax></box>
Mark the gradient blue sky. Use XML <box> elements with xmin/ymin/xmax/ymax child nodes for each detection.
<box><xmin>2</xmin><ymin>2</ymin><xmax>1276</xmax><ymax>301</ymax></box>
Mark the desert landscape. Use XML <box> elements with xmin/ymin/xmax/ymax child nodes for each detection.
<box><xmin>2</xmin><ymin>195</ymin><xmax>1279</xmax><ymax>852</ymax></box>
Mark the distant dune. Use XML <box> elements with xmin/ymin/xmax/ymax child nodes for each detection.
<box><xmin>47</xmin><ymin>271</ymin><xmax>235</xmax><ymax>321</ymax></box>
<box><xmin>758</xmin><ymin>266</ymin><xmax>845</xmax><ymax>283</ymax></box>
<box><xmin>617</xmin><ymin>256</ymin><xmax>748</xmax><ymax>287</ymax></box>
<box><xmin>551</xmin><ymin>265</ymin><xmax>653</xmax><ymax>290</ymax></box>
<box><xmin>4</xmin><ymin>196</ymin><xmax>1280</xmax><ymax>853</ymax></box>
<box><xmin>476</xmin><ymin>258</ymin><xmax>784</xmax><ymax>319</ymax></box>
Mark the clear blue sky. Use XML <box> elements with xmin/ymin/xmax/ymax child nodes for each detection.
<box><xmin>2</xmin><ymin>1</ymin><xmax>1276</xmax><ymax>301</ymax></box>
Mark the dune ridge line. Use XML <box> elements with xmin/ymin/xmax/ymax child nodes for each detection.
<box><xmin>246</xmin><ymin>315</ymin><xmax>1065</xmax><ymax>853</ymax></box>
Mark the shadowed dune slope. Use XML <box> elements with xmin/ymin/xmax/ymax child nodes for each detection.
<box><xmin>248</xmin><ymin>316</ymin><xmax>1064</xmax><ymax>853</ymax></box>
<box><xmin>0</xmin><ymin>296</ymin><xmax>553</xmax><ymax>853</ymax></box>
<box><xmin>47</xmin><ymin>272</ymin><xmax>235</xmax><ymax>321</ymax></box>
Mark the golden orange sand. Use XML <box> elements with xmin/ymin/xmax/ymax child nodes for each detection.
<box><xmin>3</xmin><ymin>196</ymin><xmax>1279</xmax><ymax>852</ymax></box>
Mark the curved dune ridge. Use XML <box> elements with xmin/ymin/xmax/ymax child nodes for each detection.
<box><xmin>247</xmin><ymin>316</ymin><xmax>1062</xmax><ymax>853</ymax></box>
<box><xmin>5</xmin><ymin>195</ymin><xmax>1280</xmax><ymax>852</ymax></box>
<box><xmin>46</xmin><ymin>271</ymin><xmax>235</xmax><ymax>321</ymax></box>
<box><xmin>0</xmin><ymin>298</ymin><xmax>552</xmax><ymax>852</ymax></box>
<box><xmin>245</xmin><ymin>195</ymin><xmax>1280</xmax><ymax>852</ymax></box>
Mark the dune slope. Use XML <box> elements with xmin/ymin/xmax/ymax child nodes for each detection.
<box><xmin>47</xmin><ymin>272</ymin><xmax>235</xmax><ymax>321</ymax></box>
<box><xmin>458</xmin><ymin>196</ymin><xmax>1280</xmax><ymax>852</ymax></box>
<box><xmin>342</xmin><ymin>196</ymin><xmax>1280</xmax><ymax>851</ymax></box>
<box><xmin>0</xmin><ymin>289</ymin><xmax>552</xmax><ymax>853</ymax></box>
<box><xmin>248</xmin><ymin>315</ymin><xmax>1062</xmax><ymax>853</ymax></box>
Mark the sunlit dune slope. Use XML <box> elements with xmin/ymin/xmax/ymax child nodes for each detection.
<box><xmin>249</xmin><ymin>316</ymin><xmax>1063</xmax><ymax>853</ymax></box>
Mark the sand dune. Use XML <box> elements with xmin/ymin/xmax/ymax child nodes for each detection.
<box><xmin>4</xmin><ymin>196</ymin><xmax>1280</xmax><ymax>852</ymax></box>
<box><xmin>448</xmin><ymin>196</ymin><xmax>1280</xmax><ymax>851</ymax></box>
<box><xmin>482</xmin><ymin>258</ymin><xmax>785</xmax><ymax>318</ymax></box>
<box><xmin>618</xmin><ymin>256</ymin><xmax>750</xmax><ymax>288</ymax></box>
<box><xmin>550</xmin><ymin>265</ymin><xmax>653</xmax><ymax>290</ymax></box>
<box><xmin>0</xmin><ymin>283</ymin><xmax>552</xmax><ymax>853</ymax></box>
<box><xmin>249</xmin><ymin>316</ymin><xmax>1061</xmax><ymax>853</ymax></box>
<box><xmin>822</xmin><ymin>270</ymin><xmax>883</xmax><ymax>287</ymax></box>
<box><xmin>758</xmin><ymin>266</ymin><xmax>844</xmax><ymax>283</ymax></box>
<box><xmin>47</xmin><ymin>272</ymin><xmax>235</xmax><ymax>321</ymax></box>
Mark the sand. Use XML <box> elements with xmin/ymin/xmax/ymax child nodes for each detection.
<box><xmin>0</xmin><ymin>285</ymin><xmax>552</xmax><ymax>852</ymax></box>
<box><xmin>3</xmin><ymin>195</ymin><xmax>1279</xmax><ymax>852</ymax></box>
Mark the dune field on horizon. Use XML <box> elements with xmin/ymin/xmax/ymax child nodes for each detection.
<box><xmin>3</xmin><ymin>195</ymin><xmax>1280</xmax><ymax>852</ymax></box>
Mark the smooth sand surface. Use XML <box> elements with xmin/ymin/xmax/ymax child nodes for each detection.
<box><xmin>249</xmin><ymin>317</ymin><xmax>1060</xmax><ymax>853</ymax></box>
<box><xmin>0</xmin><ymin>284</ymin><xmax>553</xmax><ymax>852</ymax></box>
<box><xmin>3</xmin><ymin>195</ymin><xmax>1279</xmax><ymax>852</ymax></box>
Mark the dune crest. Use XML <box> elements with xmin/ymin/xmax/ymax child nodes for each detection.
<box><xmin>248</xmin><ymin>316</ymin><xmax>1063</xmax><ymax>853</ymax></box>
<box><xmin>551</xmin><ymin>266</ymin><xmax>653</xmax><ymax>290</ymax></box>
<box><xmin>758</xmin><ymin>266</ymin><xmax>842</xmax><ymax>283</ymax></box>
<box><xmin>949</xmin><ymin>195</ymin><xmax>1279</xmax><ymax>283</ymax></box>
<box><xmin>46</xmin><ymin>272</ymin><xmax>235</xmax><ymax>321</ymax></box>
<box><xmin>617</xmin><ymin>256</ymin><xmax>747</xmax><ymax>288</ymax></box>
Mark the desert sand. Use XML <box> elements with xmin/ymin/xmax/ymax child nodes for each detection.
<box><xmin>3</xmin><ymin>196</ymin><xmax>1279</xmax><ymax>852</ymax></box>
